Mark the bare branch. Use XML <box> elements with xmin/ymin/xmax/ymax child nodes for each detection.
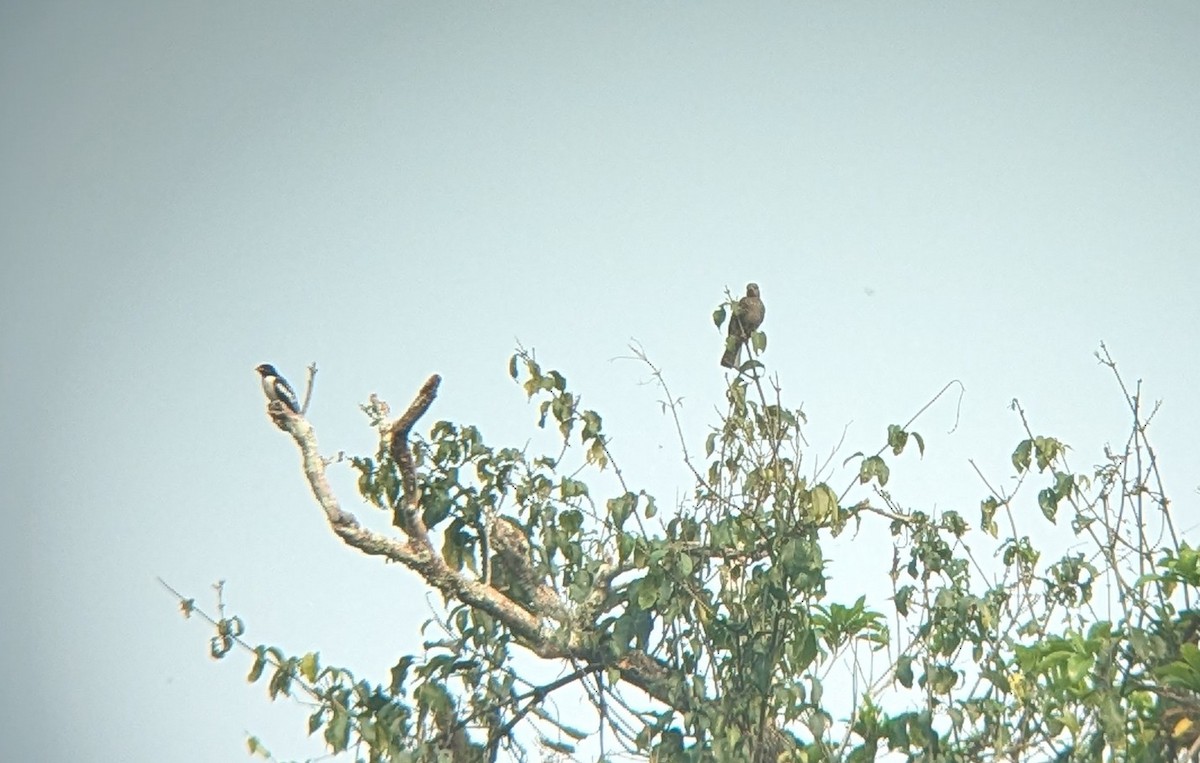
<box><xmin>384</xmin><ymin>374</ymin><xmax>441</xmax><ymax>540</ymax></box>
<box><xmin>300</xmin><ymin>362</ymin><xmax>318</xmax><ymax>415</ymax></box>
<box><xmin>266</xmin><ymin>370</ymin><xmax>731</xmax><ymax>721</ymax></box>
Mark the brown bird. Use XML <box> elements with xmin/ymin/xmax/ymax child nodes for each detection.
<box><xmin>721</xmin><ymin>283</ymin><xmax>765</xmax><ymax>368</ymax></box>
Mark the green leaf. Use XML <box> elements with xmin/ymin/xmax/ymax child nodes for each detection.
<box><xmin>896</xmin><ymin>656</ymin><xmax>914</xmax><ymax>688</ymax></box>
<box><xmin>1066</xmin><ymin>653</ymin><xmax>1092</xmax><ymax>684</ymax></box>
<box><xmin>1038</xmin><ymin>487</ymin><xmax>1059</xmax><ymax>522</ymax></box>
<box><xmin>811</xmin><ymin>483</ymin><xmax>838</xmax><ymax>523</ymax></box>
<box><xmin>560</xmin><ymin>478</ymin><xmax>589</xmax><ymax>500</ymax></box>
<box><xmin>941</xmin><ymin>707</ymin><xmax>963</xmax><ymax>733</ymax></box>
<box><xmin>560</xmin><ymin>508</ymin><xmax>583</xmax><ymax>535</ymax></box>
<box><xmin>807</xmin><ymin>709</ymin><xmax>827</xmax><ymax>738</ymax></box>
<box><xmin>796</xmin><ymin>629</ymin><xmax>819</xmax><ymax>672</ymax></box>
<box><xmin>980</xmin><ymin>496</ymin><xmax>1000</xmax><ymax>538</ymax></box>
<box><xmin>1053</xmin><ymin>470</ymin><xmax>1074</xmax><ymax>499</ymax></box>
<box><xmin>581</xmin><ymin>410</ymin><xmax>603</xmax><ymax>442</ymax></box>
<box><xmin>1012</xmin><ymin>439</ymin><xmax>1033</xmax><ymax>473</ymax></box>
<box><xmin>391</xmin><ymin>652</ymin><xmax>415</xmax><ymax>695</ymax></box>
<box><xmin>928</xmin><ymin>665</ymin><xmax>958</xmax><ymax>693</ymax></box>
<box><xmin>587</xmin><ymin>439</ymin><xmax>608</xmax><ymax>468</ymax></box>
<box><xmin>246</xmin><ymin>736</ymin><xmax>270</xmax><ymax>758</ymax></box>
<box><xmin>713</xmin><ymin>305</ymin><xmax>727</xmax><ymax>328</ymax></box>
<box><xmin>608</xmin><ymin>492</ymin><xmax>635</xmax><ymax>528</ymax></box>
<box><xmin>325</xmin><ymin>704</ymin><xmax>351</xmax><ymax>752</ymax></box>
<box><xmin>247</xmin><ymin>647</ymin><xmax>267</xmax><ymax>683</ymax></box>
<box><xmin>299</xmin><ymin>651</ymin><xmax>319</xmax><ymax>683</ymax></box>
<box><xmin>677</xmin><ymin>552</ymin><xmax>693</xmax><ymax>575</ymax></box>
<box><xmin>1034</xmin><ymin>436</ymin><xmax>1065</xmax><ymax>471</ymax></box>
<box><xmin>268</xmin><ymin>661</ymin><xmax>293</xmax><ymax>699</ymax></box>
<box><xmin>644</xmin><ymin>496</ymin><xmax>658</xmax><ymax>519</ymax></box>
<box><xmin>859</xmin><ymin>455</ymin><xmax>890</xmax><ymax>487</ymax></box>
<box><xmin>308</xmin><ymin>708</ymin><xmax>325</xmax><ymax>736</ymax></box>
<box><xmin>751</xmin><ymin>330</ymin><xmax>766</xmax><ymax>353</ymax></box>
<box><xmin>636</xmin><ymin>585</ymin><xmax>658</xmax><ymax>609</ymax></box>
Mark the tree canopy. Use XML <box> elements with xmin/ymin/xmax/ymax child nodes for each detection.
<box><xmin>173</xmin><ymin>298</ymin><xmax>1199</xmax><ymax>763</ymax></box>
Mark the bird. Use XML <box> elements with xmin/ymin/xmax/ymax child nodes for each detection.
<box><xmin>721</xmin><ymin>283</ymin><xmax>766</xmax><ymax>369</ymax></box>
<box><xmin>255</xmin><ymin>363</ymin><xmax>300</xmax><ymax>413</ymax></box>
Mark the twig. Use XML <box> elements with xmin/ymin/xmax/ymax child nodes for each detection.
<box><xmin>300</xmin><ymin>363</ymin><xmax>318</xmax><ymax>415</ymax></box>
<box><xmin>838</xmin><ymin>379</ymin><xmax>965</xmax><ymax>503</ymax></box>
<box><xmin>484</xmin><ymin>663</ymin><xmax>604</xmax><ymax>752</ymax></box>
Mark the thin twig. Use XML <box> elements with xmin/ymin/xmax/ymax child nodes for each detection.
<box><xmin>300</xmin><ymin>363</ymin><xmax>318</xmax><ymax>415</ymax></box>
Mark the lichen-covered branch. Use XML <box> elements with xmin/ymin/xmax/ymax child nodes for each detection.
<box><xmin>268</xmin><ymin>385</ymin><xmax>554</xmax><ymax>649</ymax></box>
<box><xmin>261</xmin><ymin>367</ymin><xmax>815</xmax><ymax>762</ymax></box>
<box><xmin>386</xmin><ymin>374</ymin><xmax>441</xmax><ymax>539</ymax></box>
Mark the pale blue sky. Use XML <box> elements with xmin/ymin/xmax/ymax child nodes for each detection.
<box><xmin>2</xmin><ymin>3</ymin><xmax>1198</xmax><ymax>761</ymax></box>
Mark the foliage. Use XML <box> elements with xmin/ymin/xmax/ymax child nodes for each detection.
<box><xmin>176</xmin><ymin>299</ymin><xmax>1197</xmax><ymax>762</ymax></box>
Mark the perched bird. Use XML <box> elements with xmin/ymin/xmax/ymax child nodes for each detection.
<box><xmin>720</xmin><ymin>283</ymin><xmax>766</xmax><ymax>368</ymax></box>
<box><xmin>256</xmin><ymin>363</ymin><xmax>300</xmax><ymax>413</ymax></box>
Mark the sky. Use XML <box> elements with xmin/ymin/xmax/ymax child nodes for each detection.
<box><xmin>1</xmin><ymin>3</ymin><xmax>1198</xmax><ymax>761</ymax></box>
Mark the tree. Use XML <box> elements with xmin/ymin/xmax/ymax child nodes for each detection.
<box><xmin>172</xmin><ymin>296</ymin><xmax>1199</xmax><ymax>762</ymax></box>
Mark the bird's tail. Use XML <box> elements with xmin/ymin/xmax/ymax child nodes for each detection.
<box><xmin>720</xmin><ymin>345</ymin><xmax>739</xmax><ymax>369</ymax></box>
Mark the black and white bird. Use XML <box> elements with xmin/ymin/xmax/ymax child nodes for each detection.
<box><xmin>255</xmin><ymin>363</ymin><xmax>300</xmax><ymax>413</ymax></box>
